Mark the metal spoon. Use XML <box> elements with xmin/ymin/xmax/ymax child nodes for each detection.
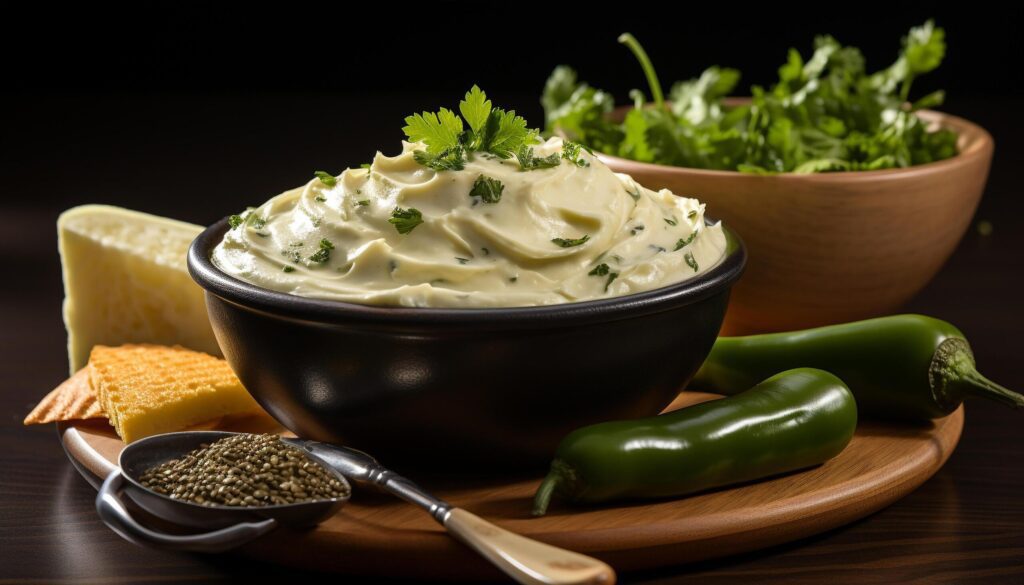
<box><xmin>96</xmin><ymin>431</ymin><xmax>615</xmax><ymax>585</ymax></box>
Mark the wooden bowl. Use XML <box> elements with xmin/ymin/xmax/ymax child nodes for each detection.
<box><xmin>599</xmin><ymin>106</ymin><xmax>993</xmax><ymax>333</ymax></box>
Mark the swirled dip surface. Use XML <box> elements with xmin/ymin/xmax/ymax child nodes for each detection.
<box><xmin>212</xmin><ymin>138</ymin><xmax>727</xmax><ymax>307</ymax></box>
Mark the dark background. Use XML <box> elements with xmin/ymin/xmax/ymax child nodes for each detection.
<box><xmin>3</xmin><ymin>4</ymin><xmax>1023</xmax><ymax>583</ymax></box>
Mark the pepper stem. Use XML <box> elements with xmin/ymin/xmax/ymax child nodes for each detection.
<box><xmin>936</xmin><ymin>338</ymin><xmax>1024</xmax><ymax>410</ymax></box>
<box><xmin>959</xmin><ymin>368</ymin><xmax>1024</xmax><ymax>409</ymax></box>
<box><xmin>531</xmin><ymin>472</ymin><xmax>560</xmax><ymax>517</ymax></box>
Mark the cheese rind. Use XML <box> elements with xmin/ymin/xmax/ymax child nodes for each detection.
<box><xmin>89</xmin><ymin>344</ymin><xmax>263</xmax><ymax>443</ymax></box>
<box><xmin>58</xmin><ymin>205</ymin><xmax>221</xmax><ymax>373</ymax></box>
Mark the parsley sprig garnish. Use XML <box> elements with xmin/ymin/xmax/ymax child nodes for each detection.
<box><xmin>515</xmin><ymin>146</ymin><xmax>561</xmax><ymax>170</ymax></box>
<box><xmin>389</xmin><ymin>207</ymin><xmax>424</xmax><ymax>235</ymax></box>
<box><xmin>404</xmin><ymin>86</ymin><xmax>548</xmax><ymax>171</ymax></box>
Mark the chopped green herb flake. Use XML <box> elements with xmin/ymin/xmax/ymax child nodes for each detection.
<box><xmin>469</xmin><ymin>174</ymin><xmax>504</xmax><ymax>204</ymax></box>
<box><xmin>626</xmin><ymin>186</ymin><xmax>641</xmax><ymax>201</ymax></box>
<box><xmin>588</xmin><ymin>263</ymin><xmax>610</xmax><ymax>276</ymax></box>
<box><xmin>516</xmin><ymin>145</ymin><xmax>561</xmax><ymax>170</ymax></box>
<box><xmin>604</xmin><ymin>272</ymin><xmax>619</xmax><ymax>292</ymax></box>
<box><xmin>228</xmin><ymin>214</ymin><xmax>244</xmax><ymax>229</ymax></box>
<box><xmin>551</xmin><ymin>235</ymin><xmax>590</xmax><ymax>248</ymax></box>
<box><xmin>687</xmin><ymin>210</ymin><xmax>698</xmax><ymax>220</ymax></box>
<box><xmin>315</xmin><ymin>195</ymin><xmax>327</xmax><ymax>203</ymax></box>
<box><xmin>455</xmin><ymin>257</ymin><xmax>470</xmax><ymax>265</ymax></box>
<box><xmin>389</xmin><ymin>207</ymin><xmax>424</xmax><ymax>234</ymax></box>
<box><xmin>509</xmin><ymin>276</ymin><xmax>518</xmax><ymax>283</ymax></box>
<box><xmin>283</xmin><ymin>266</ymin><xmax>295</xmax><ymax>273</ymax></box>
<box><xmin>630</xmin><ymin>224</ymin><xmax>645</xmax><ymax>236</ymax></box>
<box><xmin>356</xmin><ymin>199</ymin><xmax>370</xmax><ymax>206</ymax></box>
<box><xmin>561</xmin><ymin>141</ymin><xmax>591</xmax><ymax>167</ymax></box>
<box><xmin>481</xmin><ymin>247</ymin><xmax>490</xmax><ymax>255</ymax></box>
<box><xmin>674</xmin><ymin>231</ymin><xmax>698</xmax><ymax>251</ymax></box>
<box><xmin>684</xmin><ymin>251</ymin><xmax>699</xmax><ymax>272</ymax></box>
<box><xmin>307</xmin><ymin>239</ymin><xmax>335</xmax><ymax>265</ymax></box>
<box><xmin>664</xmin><ymin>217</ymin><xmax>677</xmax><ymax>226</ymax></box>
<box><xmin>650</xmin><ymin>244</ymin><xmax>666</xmax><ymax>253</ymax></box>
<box><xmin>314</xmin><ymin>171</ymin><xmax>337</xmax><ymax>186</ymax></box>
<box><xmin>360</xmin><ymin>163</ymin><xmax>372</xmax><ymax>173</ymax></box>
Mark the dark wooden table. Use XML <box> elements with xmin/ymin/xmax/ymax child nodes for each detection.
<box><xmin>2</xmin><ymin>93</ymin><xmax>1022</xmax><ymax>584</ymax></box>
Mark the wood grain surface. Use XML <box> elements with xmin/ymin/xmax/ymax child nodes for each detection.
<box><xmin>3</xmin><ymin>93</ymin><xmax>1023</xmax><ymax>584</ymax></box>
<box><xmin>57</xmin><ymin>391</ymin><xmax>963</xmax><ymax>580</ymax></box>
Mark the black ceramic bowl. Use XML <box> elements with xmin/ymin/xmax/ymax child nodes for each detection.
<box><xmin>188</xmin><ymin>219</ymin><xmax>745</xmax><ymax>470</ymax></box>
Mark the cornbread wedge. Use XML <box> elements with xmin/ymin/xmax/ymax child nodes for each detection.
<box><xmin>59</xmin><ymin>205</ymin><xmax>221</xmax><ymax>374</ymax></box>
<box><xmin>89</xmin><ymin>344</ymin><xmax>264</xmax><ymax>443</ymax></box>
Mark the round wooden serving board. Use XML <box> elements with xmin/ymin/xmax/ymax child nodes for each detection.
<box><xmin>60</xmin><ymin>393</ymin><xmax>963</xmax><ymax>581</ymax></box>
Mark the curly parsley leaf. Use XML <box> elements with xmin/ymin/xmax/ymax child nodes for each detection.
<box><xmin>459</xmin><ymin>85</ymin><xmax>492</xmax><ymax>134</ymax></box>
<box><xmin>389</xmin><ymin>207</ymin><xmax>424</xmax><ymax>235</ymax></box>
<box><xmin>469</xmin><ymin>174</ymin><xmax>504</xmax><ymax>204</ymax></box>
<box><xmin>403</xmin><ymin>108</ymin><xmax>463</xmax><ymax>153</ymax></box>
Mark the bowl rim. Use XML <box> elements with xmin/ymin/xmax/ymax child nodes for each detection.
<box><xmin>188</xmin><ymin>217</ymin><xmax>746</xmax><ymax>328</ymax></box>
<box><xmin>595</xmin><ymin>101</ymin><xmax>994</xmax><ymax>181</ymax></box>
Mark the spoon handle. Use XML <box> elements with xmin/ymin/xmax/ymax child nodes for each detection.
<box><xmin>444</xmin><ymin>508</ymin><xmax>615</xmax><ymax>585</ymax></box>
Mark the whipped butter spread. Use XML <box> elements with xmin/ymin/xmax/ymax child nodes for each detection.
<box><xmin>212</xmin><ymin>137</ymin><xmax>727</xmax><ymax>308</ymax></box>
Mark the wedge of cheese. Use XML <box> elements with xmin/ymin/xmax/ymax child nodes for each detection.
<box><xmin>90</xmin><ymin>344</ymin><xmax>264</xmax><ymax>443</ymax></box>
<box><xmin>59</xmin><ymin>205</ymin><xmax>222</xmax><ymax>373</ymax></box>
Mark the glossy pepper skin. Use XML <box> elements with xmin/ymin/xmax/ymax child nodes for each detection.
<box><xmin>691</xmin><ymin>314</ymin><xmax>1023</xmax><ymax>420</ymax></box>
<box><xmin>532</xmin><ymin>368</ymin><xmax>856</xmax><ymax>515</ymax></box>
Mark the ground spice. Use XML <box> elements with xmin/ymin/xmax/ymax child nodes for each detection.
<box><xmin>138</xmin><ymin>433</ymin><xmax>348</xmax><ymax>507</ymax></box>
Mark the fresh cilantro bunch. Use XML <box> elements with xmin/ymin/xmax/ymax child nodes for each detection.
<box><xmin>543</xmin><ymin>21</ymin><xmax>957</xmax><ymax>174</ymax></box>
<box><xmin>404</xmin><ymin>86</ymin><xmax>542</xmax><ymax>171</ymax></box>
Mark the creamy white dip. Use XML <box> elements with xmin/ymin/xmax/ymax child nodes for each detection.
<box><xmin>212</xmin><ymin>137</ymin><xmax>727</xmax><ymax>308</ymax></box>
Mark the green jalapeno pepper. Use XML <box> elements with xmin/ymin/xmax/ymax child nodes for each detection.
<box><xmin>691</xmin><ymin>314</ymin><xmax>1022</xmax><ymax>420</ymax></box>
<box><xmin>532</xmin><ymin>368</ymin><xmax>856</xmax><ymax>515</ymax></box>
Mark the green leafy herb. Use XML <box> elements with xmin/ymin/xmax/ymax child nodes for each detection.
<box><xmin>389</xmin><ymin>207</ymin><xmax>424</xmax><ymax>235</ymax></box>
<box><xmin>360</xmin><ymin>163</ymin><xmax>372</xmax><ymax>173</ymax></box>
<box><xmin>356</xmin><ymin>199</ymin><xmax>370</xmax><ymax>206</ymax></box>
<box><xmin>543</xmin><ymin>22</ymin><xmax>956</xmax><ymax>173</ymax></box>
<box><xmin>552</xmin><ymin>235</ymin><xmax>590</xmax><ymax>247</ymax></box>
<box><xmin>664</xmin><ymin>216</ymin><xmax>677</xmax><ymax>226</ymax></box>
<box><xmin>315</xmin><ymin>195</ymin><xmax>327</xmax><ymax>203</ymax></box>
<box><xmin>404</xmin><ymin>86</ymin><xmax>544</xmax><ymax>171</ymax></box>
<box><xmin>604</xmin><ymin>272</ymin><xmax>619</xmax><ymax>291</ymax></box>
<box><xmin>561</xmin><ymin>141</ymin><xmax>591</xmax><ymax>167</ymax></box>
<box><xmin>308</xmin><ymin>239</ymin><xmax>335</xmax><ymax>264</ymax></box>
<box><xmin>630</xmin><ymin>224</ymin><xmax>645</xmax><ymax>236</ymax></box>
<box><xmin>469</xmin><ymin>175</ymin><xmax>504</xmax><ymax>204</ymax></box>
<box><xmin>674</xmin><ymin>231</ymin><xmax>698</xmax><ymax>250</ymax></box>
<box><xmin>684</xmin><ymin>251</ymin><xmax>699</xmax><ymax>271</ymax></box>
<box><xmin>228</xmin><ymin>214</ymin><xmax>244</xmax><ymax>229</ymax></box>
<box><xmin>687</xmin><ymin>210</ymin><xmax>698</xmax><ymax>220</ymax></box>
<box><xmin>283</xmin><ymin>266</ymin><xmax>295</xmax><ymax>273</ymax></box>
<box><xmin>314</xmin><ymin>171</ymin><xmax>337</xmax><ymax>186</ymax></box>
<box><xmin>455</xmin><ymin>257</ymin><xmax>470</xmax><ymax>265</ymax></box>
<box><xmin>515</xmin><ymin>145</ymin><xmax>561</xmax><ymax>170</ymax></box>
<box><xmin>588</xmin><ymin>263</ymin><xmax>618</xmax><ymax>291</ymax></box>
